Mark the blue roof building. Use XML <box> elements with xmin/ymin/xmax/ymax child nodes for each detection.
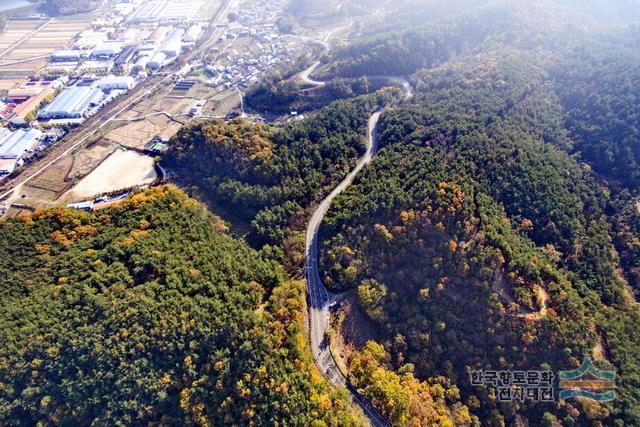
<box><xmin>0</xmin><ymin>128</ymin><xmax>42</xmax><ymax>159</ymax></box>
<box><xmin>39</xmin><ymin>86</ymin><xmax>105</xmax><ymax>120</ymax></box>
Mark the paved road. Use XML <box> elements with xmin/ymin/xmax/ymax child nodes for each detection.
<box><xmin>305</xmin><ymin>111</ymin><xmax>390</xmax><ymax>427</ymax></box>
<box><xmin>297</xmin><ymin>62</ymin><xmax>415</xmax><ymax>100</ymax></box>
<box><xmin>298</xmin><ymin>61</ymin><xmax>326</xmax><ymax>87</ymax></box>
<box><xmin>301</xmin><ymin>43</ymin><xmax>414</xmax><ymax>422</ymax></box>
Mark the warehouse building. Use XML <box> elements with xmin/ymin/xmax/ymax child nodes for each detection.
<box><xmin>160</xmin><ymin>28</ymin><xmax>185</xmax><ymax>57</ymax></box>
<box><xmin>132</xmin><ymin>55</ymin><xmax>151</xmax><ymax>72</ymax></box>
<box><xmin>94</xmin><ymin>76</ymin><xmax>136</xmax><ymax>91</ymax></box>
<box><xmin>39</xmin><ymin>86</ymin><xmax>105</xmax><ymax>120</ymax></box>
<box><xmin>0</xmin><ymin>127</ymin><xmax>10</xmax><ymax>142</ymax></box>
<box><xmin>0</xmin><ymin>128</ymin><xmax>42</xmax><ymax>175</ymax></box>
<box><xmin>51</xmin><ymin>50</ymin><xmax>83</xmax><ymax>62</ymax></box>
<box><xmin>182</xmin><ymin>25</ymin><xmax>202</xmax><ymax>43</ymax></box>
<box><xmin>91</xmin><ymin>43</ymin><xmax>123</xmax><ymax>60</ymax></box>
<box><xmin>3</xmin><ymin>80</ymin><xmax>58</xmax><ymax>123</ymax></box>
<box><xmin>0</xmin><ymin>128</ymin><xmax>42</xmax><ymax>159</ymax></box>
<box><xmin>115</xmin><ymin>45</ymin><xmax>137</xmax><ymax>70</ymax></box>
<box><xmin>147</xmin><ymin>52</ymin><xmax>167</xmax><ymax>70</ymax></box>
<box><xmin>128</xmin><ymin>1</ymin><xmax>203</xmax><ymax>23</ymax></box>
<box><xmin>146</xmin><ymin>25</ymin><xmax>172</xmax><ymax>44</ymax></box>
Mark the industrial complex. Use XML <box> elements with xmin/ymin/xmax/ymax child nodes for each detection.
<box><xmin>0</xmin><ymin>0</ymin><xmax>313</xmax><ymax>217</ymax></box>
<box><xmin>0</xmin><ymin>0</ymin><xmax>214</xmax><ymax>181</ymax></box>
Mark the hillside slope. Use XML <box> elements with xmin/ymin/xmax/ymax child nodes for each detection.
<box><xmin>0</xmin><ymin>186</ymin><xmax>363</xmax><ymax>425</ymax></box>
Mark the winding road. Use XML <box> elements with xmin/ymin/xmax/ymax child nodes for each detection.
<box><xmin>305</xmin><ymin>111</ymin><xmax>390</xmax><ymax>427</ymax></box>
<box><xmin>303</xmin><ymin>59</ymin><xmax>413</xmax><ymax>424</ymax></box>
<box><xmin>298</xmin><ymin>61</ymin><xmax>326</xmax><ymax>87</ymax></box>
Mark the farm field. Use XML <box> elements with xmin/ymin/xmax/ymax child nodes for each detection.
<box><xmin>0</xmin><ymin>17</ymin><xmax>92</xmax><ymax>91</ymax></box>
<box><xmin>105</xmin><ymin>114</ymin><xmax>184</xmax><ymax>150</ymax></box>
<box><xmin>17</xmin><ymin>139</ymin><xmax>116</xmax><ymax>204</ymax></box>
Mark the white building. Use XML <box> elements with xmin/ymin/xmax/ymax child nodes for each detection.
<box><xmin>51</xmin><ymin>50</ymin><xmax>83</xmax><ymax>62</ymax></box>
<box><xmin>132</xmin><ymin>55</ymin><xmax>151</xmax><ymax>72</ymax></box>
<box><xmin>39</xmin><ymin>87</ymin><xmax>105</xmax><ymax>120</ymax></box>
<box><xmin>147</xmin><ymin>52</ymin><xmax>167</xmax><ymax>70</ymax></box>
<box><xmin>94</xmin><ymin>76</ymin><xmax>136</xmax><ymax>90</ymax></box>
<box><xmin>160</xmin><ymin>28</ymin><xmax>185</xmax><ymax>57</ymax></box>
<box><xmin>182</xmin><ymin>24</ymin><xmax>202</xmax><ymax>43</ymax></box>
<box><xmin>0</xmin><ymin>128</ymin><xmax>43</xmax><ymax>174</ymax></box>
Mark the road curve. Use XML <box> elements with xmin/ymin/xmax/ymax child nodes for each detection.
<box><xmin>298</xmin><ymin>61</ymin><xmax>327</xmax><ymax>87</ymax></box>
<box><xmin>296</xmin><ymin>61</ymin><xmax>415</xmax><ymax>100</ymax></box>
<box><xmin>305</xmin><ymin>111</ymin><xmax>390</xmax><ymax>427</ymax></box>
<box><xmin>300</xmin><ymin>48</ymin><xmax>414</xmax><ymax>424</ymax></box>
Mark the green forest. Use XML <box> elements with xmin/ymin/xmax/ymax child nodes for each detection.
<box><xmin>41</xmin><ymin>0</ymin><xmax>100</xmax><ymax>16</ymax></box>
<box><xmin>2</xmin><ymin>0</ymin><xmax>640</xmax><ymax>425</ymax></box>
<box><xmin>167</xmin><ymin>2</ymin><xmax>640</xmax><ymax>424</ymax></box>
<box><xmin>162</xmin><ymin>92</ymin><xmax>400</xmax><ymax>268</ymax></box>
<box><xmin>318</xmin><ymin>51</ymin><xmax>640</xmax><ymax>425</ymax></box>
<box><xmin>0</xmin><ymin>187</ymin><xmax>363</xmax><ymax>425</ymax></box>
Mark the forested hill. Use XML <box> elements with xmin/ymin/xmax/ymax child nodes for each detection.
<box><xmin>162</xmin><ymin>93</ymin><xmax>399</xmax><ymax>264</ymax></box>
<box><xmin>323</xmin><ymin>1</ymin><xmax>583</xmax><ymax>78</ymax></box>
<box><xmin>3</xmin><ymin>0</ymin><xmax>638</xmax><ymax>424</ymax></box>
<box><xmin>0</xmin><ymin>186</ymin><xmax>363</xmax><ymax>425</ymax></box>
<box><xmin>324</xmin><ymin>1</ymin><xmax>640</xmax><ymax>192</ymax></box>
<box><xmin>318</xmin><ymin>49</ymin><xmax>640</xmax><ymax>425</ymax></box>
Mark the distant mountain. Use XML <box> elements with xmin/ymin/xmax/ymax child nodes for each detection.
<box><xmin>553</xmin><ymin>0</ymin><xmax>640</xmax><ymax>25</ymax></box>
<box><xmin>286</xmin><ymin>0</ymin><xmax>343</xmax><ymax>17</ymax></box>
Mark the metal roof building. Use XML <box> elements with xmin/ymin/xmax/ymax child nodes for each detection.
<box><xmin>0</xmin><ymin>128</ymin><xmax>42</xmax><ymax>159</ymax></box>
<box><xmin>94</xmin><ymin>76</ymin><xmax>136</xmax><ymax>91</ymax></box>
<box><xmin>0</xmin><ymin>127</ymin><xmax>11</xmax><ymax>142</ymax></box>
<box><xmin>128</xmin><ymin>1</ymin><xmax>203</xmax><ymax>23</ymax></box>
<box><xmin>39</xmin><ymin>86</ymin><xmax>105</xmax><ymax>120</ymax></box>
<box><xmin>51</xmin><ymin>50</ymin><xmax>83</xmax><ymax>62</ymax></box>
<box><xmin>132</xmin><ymin>55</ymin><xmax>151</xmax><ymax>71</ymax></box>
<box><xmin>161</xmin><ymin>28</ymin><xmax>185</xmax><ymax>57</ymax></box>
<box><xmin>147</xmin><ymin>52</ymin><xmax>167</xmax><ymax>70</ymax></box>
<box><xmin>182</xmin><ymin>25</ymin><xmax>202</xmax><ymax>43</ymax></box>
<box><xmin>147</xmin><ymin>25</ymin><xmax>172</xmax><ymax>43</ymax></box>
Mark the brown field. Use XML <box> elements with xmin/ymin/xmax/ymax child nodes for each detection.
<box><xmin>208</xmin><ymin>89</ymin><xmax>241</xmax><ymax>116</ymax></box>
<box><xmin>105</xmin><ymin>114</ymin><xmax>184</xmax><ymax>150</ymax></box>
<box><xmin>21</xmin><ymin>139</ymin><xmax>116</xmax><ymax>202</ymax></box>
<box><xmin>66</xmin><ymin>140</ymin><xmax>116</xmax><ymax>181</ymax></box>
<box><xmin>0</xmin><ymin>80</ymin><xmax>17</xmax><ymax>90</ymax></box>
<box><xmin>26</xmin><ymin>155</ymin><xmax>74</xmax><ymax>198</ymax></box>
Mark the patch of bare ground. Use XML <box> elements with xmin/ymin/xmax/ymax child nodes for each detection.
<box><xmin>328</xmin><ymin>292</ymin><xmax>384</xmax><ymax>377</ymax></box>
<box><xmin>590</xmin><ymin>324</ymin><xmax>610</xmax><ymax>363</ymax></box>
<box><xmin>494</xmin><ymin>267</ymin><xmax>552</xmax><ymax>320</ymax></box>
<box><xmin>523</xmin><ymin>285</ymin><xmax>549</xmax><ymax>321</ymax></box>
<box><xmin>63</xmin><ymin>149</ymin><xmax>157</xmax><ymax>201</ymax></box>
